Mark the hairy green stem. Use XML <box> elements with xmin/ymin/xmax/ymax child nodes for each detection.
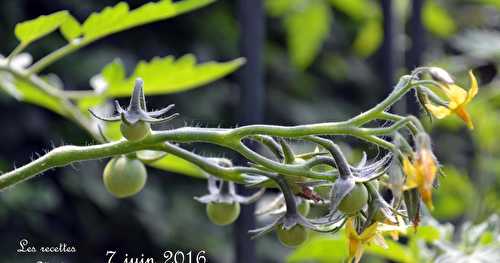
<box><xmin>0</xmin><ymin>60</ymin><xmax>431</xmax><ymax>191</ymax></box>
<box><xmin>28</xmin><ymin>42</ymin><xmax>81</xmax><ymax>74</ymax></box>
<box><xmin>6</xmin><ymin>43</ymin><xmax>27</xmax><ymax>62</ymax></box>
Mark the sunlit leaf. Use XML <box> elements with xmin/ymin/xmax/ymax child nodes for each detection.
<box><xmin>285</xmin><ymin>0</ymin><xmax>332</xmax><ymax>70</ymax></box>
<box><xmin>423</xmin><ymin>0</ymin><xmax>456</xmax><ymax>38</ymax></box>
<box><xmin>60</xmin><ymin>14</ymin><xmax>82</xmax><ymax>41</ymax></box>
<box><xmin>150</xmin><ymin>155</ymin><xmax>204</xmax><ymax>178</ymax></box>
<box><xmin>102</xmin><ymin>55</ymin><xmax>244</xmax><ymax>97</ymax></box>
<box><xmin>353</xmin><ymin>19</ymin><xmax>383</xmax><ymax>57</ymax></box>
<box><xmin>14</xmin><ymin>0</ymin><xmax>213</xmax><ymax>47</ymax></box>
<box><xmin>81</xmin><ymin>0</ymin><xmax>214</xmax><ymax>42</ymax></box>
<box><xmin>287</xmin><ymin>234</ymin><xmax>348</xmax><ymax>263</ymax></box>
<box><xmin>366</xmin><ymin>239</ymin><xmax>414</xmax><ymax>263</ymax></box>
<box><xmin>101</xmin><ymin>58</ymin><xmax>126</xmax><ymax>85</ymax></box>
<box><xmin>15</xmin><ymin>11</ymin><xmax>70</xmax><ymax>45</ymax></box>
<box><xmin>407</xmin><ymin>225</ymin><xmax>441</xmax><ymax>241</ymax></box>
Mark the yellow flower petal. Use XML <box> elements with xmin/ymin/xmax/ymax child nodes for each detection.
<box><xmin>415</xmin><ymin>149</ymin><xmax>437</xmax><ymax>210</ymax></box>
<box><xmin>425</xmin><ymin>103</ymin><xmax>451</xmax><ymax>119</ymax></box>
<box><xmin>427</xmin><ymin>70</ymin><xmax>478</xmax><ymax>129</ymax></box>
<box><xmin>359</xmin><ymin>223</ymin><xmax>379</xmax><ymax>241</ymax></box>
<box><xmin>445</xmin><ymin>84</ymin><xmax>468</xmax><ymax>108</ymax></box>
<box><xmin>347</xmin><ymin>219</ymin><xmax>379</xmax><ymax>263</ymax></box>
<box><xmin>403</xmin><ymin>157</ymin><xmax>418</xmax><ymax>190</ymax></box>
<box><xmin>466</xmin><ymin>70</ymin><xmax>478</xmax><ymax>104</ymax></box>
<box><xmin>454</xmin><ymin>106</ymin><xmax>474</xmax><ymax>130</ymax></box>
<box><xmin>346</xmin><ymin>218</ymin><xmax>362</xmax><ymax>263</ymax></box>
<box><xmin>346</xmin><ymin>219</ymin><xmax>398</xmax><ymax>262</ymax></box>
<box><xmin>373</xmin><ymin>233</ymin><xmax>388</xmax><ymax>248</ymax></box>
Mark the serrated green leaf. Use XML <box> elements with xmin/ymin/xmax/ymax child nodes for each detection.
<box><xmin>82</xmin><ymin>2</ymin><xmax>129</xmax><ymax>41</ymax></box>
<box><xmin>366</xmin><ymin>239</ymin><xmax>414</xmax><ymax>263</ymax></box>
<box><xmin>287</xmin><ymin>235</ymin><xmax>348</xmax><ymax>263</ymax></box>
<box><xmin>353</xmin><ymin>19</ymin><xmax>383</xmax><ymax>57</ymax></box>
<box><xmin>60</xmin><ymin>14</ymin><xmax>82</xmax><ymax>41</ymax></box>
<box><xmin>150</xmin><ymin>155</ymin><xmax>203</xmax><ymax>178</ymax></box>
<box><xmin>102</xmin><ymin>55</ymin><xmax>245</xmax><ymax>97</ymax></box>
<box><xmin>408</xmin><ymin>225</ymin><xmax>441</xmax><ymax>241</ymax></box>
<box><xmin>81</xmin><ymin>0</ymin><xmax>214</xmax><ymax>42</ymax></box>
<box><xmin>285</xmin><ymin>0</ymin><xmax>332</xmax><ymax>70</ymax></box>
<box><xmin>15</xmin><ymin>11</ymin><xmax>69</xmax><ymax>45</ymax></box>
<box><xmin>423</xmin><ymin>0</ymin><xmax>456</xmax><ymax>38</ymax></box>
<box><xmin>102</xmin><ymin>59</ymin><xmax>126</xmax><ymax>84</ymax></box>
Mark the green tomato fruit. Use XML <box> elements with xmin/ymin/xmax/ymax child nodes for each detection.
<box><xmin>297</xmin><ymin>200</ymin><xmax>310</xmax><ymax>217</ymax></box>
<box><xmin>120</xmin><ymin>121</ymin><xmax>151</xmax><ymax>141</ymax></box>
<box><xmin>103</xmin><ymin>156</ymin><xmax>147</xmax><ymax>198</ymax></box>
<box><xmin>206</xmin><ymin>202</ymin><xmax>240</xmax><ymax>226</ymax></box>
<box><xmin>338</xmin><ymin>183</ymin><xmax>368</xmax><ymax>215</ymax></box>
<box><xmin>276</xmin><ymin>224</ymin><xmax>308</xmax><ymax>247</ymax></box>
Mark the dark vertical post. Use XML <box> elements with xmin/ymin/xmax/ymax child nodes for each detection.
<box><xmin>380</xmin><ymin>0</ymin><xmax>395</xmax><ymax>89</ymax></box>
<box><xmin>405</xmin><ymin>0</ymin><xmax>425</xmax><ymax>114</ymax></box>
<box><xmin>381</xmin><ymin>0</ymin><xmax>405</xmax><ymax>113</ymax></box>
<box><xmin>406</xmin><ymin>0</ymin><xmax>425</xmax><ymax>71</ymax></box>
<box><xmin>235</xmin><ymin>1</ymin><xmax>265</xmax><ymax>262</ymax></box>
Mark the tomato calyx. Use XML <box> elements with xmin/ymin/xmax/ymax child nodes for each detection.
<box><xmin>249</xmin><ymin>173</ymin><xmax>343</xmax><ymax>240</ymax></box>
<box><xmin>89</xmin><ymin>78</ymin><xmax>179</xmax><ymax>141</ymax></box>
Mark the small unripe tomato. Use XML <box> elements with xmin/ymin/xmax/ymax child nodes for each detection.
<box><xmin>206</xmin><ymin>202</ymin><xmax>240</xmax><ymax>226</ymax></box>
<box><xmin>338</xmin><ymin>183</ymin><xmax>368</xmax><ymax>215</ymax></box>
<box><xmin>120</xmin><ymin>121</ymin><xmax>151</xmax><ymax>141</ymax></box>
<box><xmin>297</xmin><ymin>200</ymin><xmax>310</xmax><ymax>217</ymax></box>
<box><xmin>276</xmin><ymin>224</ymin><xmax>308</xmax><ymax>247</ymax></box>
<box><xmin>103</xmin><ymin>156</ymin><xmax>147</xmax><ymax>198</ymax></box>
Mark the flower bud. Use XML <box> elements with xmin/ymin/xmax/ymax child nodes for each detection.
<box><xmin>428</xmin><ymin>67</ymin><xmax>454</xmax><ymax>84</ymax></box>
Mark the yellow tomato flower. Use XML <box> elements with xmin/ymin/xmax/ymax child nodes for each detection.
<box><xmin>425</xmin><ymin>70</ymin><xmax>478</xmax><ymax>129</ymax></box>
<box><xmin>346</xmin><ymin>216</ymin><xmax>409</xmax><ymax>263</ymax></box>
<box><xmin>346</xmin><ymin>218</ymin><xmax>387</xmax><ymax>263</ymax></box>
<box><xmin>414</xmin><ymin>146</ymin><xmax>438</xmax><ymax>210</ymax></box>
<box><xmin>401</xmin><ymin>136</ymin><xmax>438</xmax><ymax>210</ymax></box>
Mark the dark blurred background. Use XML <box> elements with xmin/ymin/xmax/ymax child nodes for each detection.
<box><xmin>1</xmin><ymin>0</ymin><xmax>499</xmax><ymax>262</ymax></box>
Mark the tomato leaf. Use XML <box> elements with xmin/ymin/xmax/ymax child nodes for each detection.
<box><xmin>15</xmin><ymin>11</ymin><xmax>70</xmax><ymax>45</ymax></box>
<box><xmin>81</xmin><ymin>0</ymin><xmax>214</xmax><ymax>42</ymax></box>
<box><xmin>60</xmin><ymin>15</ymin><xmax>82</xmax><ymax>41</ymax></box>
<box><xmin>285</xmin><ymin>0</ymin><xmax>332</xmax><ymax>70</ymax></box>
<box><xmin>423</xmin><ymin>0</ymin><xmax>456</xmax><ymax>38</ymax></box>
